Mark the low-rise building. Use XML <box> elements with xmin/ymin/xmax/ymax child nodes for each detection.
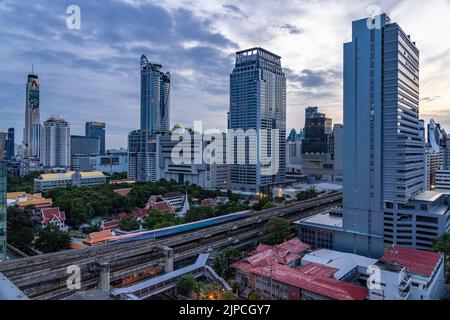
<box><xmin>6</xmin><ymin>192</ymin><xmax>53</xmax><ymax>209</ymax></box>
<box><xmin>34</xmin><ymin>207</ymin><xmax>68</xmax><ymax>232</ymax></box>
<box><xmin>231</xmin><ymin>238</ymin><xmax>368</xmax><ymax>300</ymax></box>
<box><xmin>34</xmin><ymin>171</ymin><xmax>107</xmax><ymax>192</ymax></box>
<box><xmin>368</xmin><ymin>247</ymin><xmax>445</xmax><ymax>300</ymax></box>
<box><xmin>301</xmin><ymin>249</ymin><xmax>377</xmax><ymax>282</ymax></box>
<box><xmin>83</xmin><ymin>230</ymin><xmax>115</xmax><ymax>246</ymax></box>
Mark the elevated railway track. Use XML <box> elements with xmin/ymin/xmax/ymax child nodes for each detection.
<box><xmin>0</xmin><ymin>192</ymin><xmax>342</xmax><ymax>300</ymax></box>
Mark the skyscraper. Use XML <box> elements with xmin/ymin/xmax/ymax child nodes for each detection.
<box><xmin>128</xmin><ymin>56</ymin><xmax>171</xmax><ymax>182</ymax></box>
<box><xmin>85</xmin><ymin>122</ymin><xmax>106</xmax><ymax>155</ymax></box>
<box><xmin>31</xmin><ymin>123</ymin><xmax>42</xmax><ymax>159</ymax></box>
<box><xmin>302</xmin><ymin>107</ymin><xmax>333</xmax><ymax>155</ymax></box>
<box><xmin>298</xmin><ymin>14</ymin><xmax>448</xmax><ymax>257</ymax></box>
<box><xmin>24</xmin><ymin>73</ymin><xmax>40</xmax><ymax>157</ymax></box>
<box><xmin>140</xmin><ymin>55</ymin><xmax>170</xmax><ymax>134</ymax></box>
<box><xmin>339</xmin><ymin>14</ymin><xmax>423</xmax><ymax>256</ymax></box>
<box><xmin>0</xmin><ymin>160</ymin><xmax>6</xmax><ymax>262</ymax></box>
<box><xmin>41</xmin><ymin>114</ymin><xmax>71</xmax><ymax>169</ymax></box>
<box><xmin>6</xmin><ymin>128</ymin><xmax>14</xmax><ymax>161</ymax></box>
<box><xmin>228</xmin><ymin>48</ymin><xmax>286</xmax><ymax>193</ymax></box>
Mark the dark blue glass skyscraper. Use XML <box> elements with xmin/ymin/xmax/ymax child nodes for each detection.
<box><xmin>85</xmin><ymin>122</ymin><xmax>106</xmax><ymax>155</ymax></box>
<box><xmin>6</xmin><ymin>128</ymin><xmax>14</xmax><ymax>161</ymax></box>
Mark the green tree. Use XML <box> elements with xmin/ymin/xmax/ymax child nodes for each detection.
<box><xmin>296</xmin><ymin>187</ymin><xmax>318</xmax><ymax>201</ymax></box>
<box><xmin>35</xmin><ymin>225</ymin><xmax>71</xmax><ymax>254</ymax></box>
<box><xmin>214</xmin><ymin>247</ymin><xmax>241</xmax><ymax>280</ymax></box>
<box><xmin>119</xmin><ymin>217</ymin><xmax>141</xmax><ymax>231</ymax></box>
<box><xmin>142</xmin><ymin>209</ymin><xmax>180</xmax><ymax>230</ymax></box>
<box><xmin>6</xmin><ymin>206</ymin><xmax>36</xmax><ymax>251</ymax></box>
<box><xmin>176</xmin><ymin>274</ymin><xmax>197</xmax><ymax>296</ymax></box>
<box><xmin>432</xmin><ymin>233</ymin><xmax>450</xmax><ymax>282</ymax></box>
<box><xmin>261</xmin><ymin>217</ymin><xmax>291</xmax><ymax>245</ymax></box>
<box><xmin>184</xmin><ymin>206</ymin><xmax>215</xmax><ymax>223</ymax></box>
<box><xmin>7</xmin><ymin>172</ymin><xmax>41</xmax><ymax>193</ymax></box>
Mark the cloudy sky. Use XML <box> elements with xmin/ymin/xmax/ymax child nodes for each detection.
<box><xmin>1</xmin><ymin>0</ymin><xmax>450</xmax><ymax>149</ymax></box>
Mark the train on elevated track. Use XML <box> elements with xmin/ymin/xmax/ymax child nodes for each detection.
<box><xmin>114</xmin><ymin>191</ymin><xmax>342</xmax><ymax>244</ymax></box>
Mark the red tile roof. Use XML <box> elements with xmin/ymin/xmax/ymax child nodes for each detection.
<box><xmin>250</xmin><ymin>263</ymin><xmax>367</xmax><ymax>300</ymax></box>
<box><xmin>242</xmin><ymin>238</ymin><xmax>310</xmax><ymax>267</ymax></box>
<box><xmin>37</xmin><ymin>207</ymin><xmax>66</xmax><ymax>225</ymax></box>
<box><xmin>231</xmin><ymin>238</ymin><xmax>367</xmax><ymax>300</ymax></box>
<box><xmin>151</xmin><ymin>201</ymin><xmax>174</xmax><ymax>213</ymax></box>
<box><xmin>102</xmin><ymin>220</ymin><xmax>119</xmax><ymax>230</ymax></box>
<box><xmin>382</xmin><ymin>246</ymin><xmax>442</xmax><ymax>277</ymax></box>
<box><xmin>298</xmin><ymin>263</ymin><xmax>339</xmax><ymax>278</ymax></box>
<box><xmin>201</xmin><ymin>198</ymin><xmax>215</xmax><ymax>208</ymax></box>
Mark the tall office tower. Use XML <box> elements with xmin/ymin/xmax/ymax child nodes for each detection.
<box><xmin>41</xmin><ymin>115</ymin><xmax>71</xmax><ymax>169</ymax></box>
<box><xmin>0</xmin><ymin>160</ymin><xmax>6</xmax><ymax>262</ymax></box>
<box><xmin>128</xmin><ymin>56</ymin><xmax>171</xmax><ymax>182</ymax></box>
<box><xmin>419</xmin><ymin>119</ymin><xmax>425</xmax><ymax>142</ymax></box>
<box><xmin>140</xmin><ymin>55</ymin><xmax>170</xmax><ymax>134</ymax></box>
<box><xmin>302</xmin><ymin>107</ymin><xmax>333</xmax><ymax>154</ymax></box>
<box><xmin>85</xmin><ymin>122</ymin><xmax>106</xmax><ymax>155</ymax></box>
<box><xmin>0</xmin><ymin>133</ymin><xmax>6</xmax><ymax>159</ymax></box>
<box><xmin>6</xmin><ymin>128</ymin><xmax>14</xmax><ymax>161</ymax></box>
<box><xmin>24</xmin><ymin>73</ymin><xmax>40</xmax><ymax>157</ymax></box>
<box><xmin>70</xmin><ymin>135</ymin><xmax>100</xmax><ymax>171</ymax></box>
<box><xmin>30</xmin><ymin>123</ymin><xmax>42</xmax><ymax>159</ymax></box>
<box><xmin>424</xmin><ymin>148</ymin><xmax>439</xmax><ymax>190</ymax></box>
<box><xmin>228</xmin><ymin>48</ymin><xmax>286</xmax><ymax>193</ymax></box>
<box><xmin>342</xmin><ymin>13</ymin><xmax>422</xmax><ymax>257</ymax></box>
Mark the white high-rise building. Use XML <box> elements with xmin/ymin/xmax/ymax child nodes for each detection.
<box><xmin>41</xmin><ymin>115</ymin><xmax>71</xmax><ymax>169</ymax></box>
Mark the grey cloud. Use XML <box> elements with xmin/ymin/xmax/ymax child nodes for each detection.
<box><xmin>280</xmin><ymin>24</ymin><xmax>304</xmax><ymax>34</ymax></box>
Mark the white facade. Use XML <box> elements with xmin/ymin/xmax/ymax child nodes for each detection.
<box><xmin>41</xmin><ymin>115</ymin><xmax>71</xmax><ymax>169</ymax></box>
<box><xmin>369</xmin><ymin>255</ymin><xmax>445</xmax><ymax>300</ymax></box>
<box><xmin>435</xmin><ymin>170</ymin><xmax>450</xmax><ymax>190</ymax></box>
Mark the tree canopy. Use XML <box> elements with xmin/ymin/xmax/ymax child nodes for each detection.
<box><xmin>119</xmin><ymin>217</ymin><xmax>141</xmax><ymax>231</ymax></box>
<box><xmin>35</xmin><ymin>225</ymin><xmax>71</xmax><ymax>254</ymax></box>
<box><xmin>432</xmin><ymin>233</ymin><xmax>450</xmax><ymax>282</ymax></box>
<box><xmin>261</xmin><ymin>217</ymin><xmax>291</xmax><ymax>245</ymax></box>
<box><xmin>7</xmin><ymin>206</ymin><xmax>35</xmax><ymax>251</ymax></box>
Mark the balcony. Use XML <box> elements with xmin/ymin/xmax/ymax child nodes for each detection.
<box><xmin>398</xmin><ymin>275</ymin><xmax>412</xmax><ymax>290</ymax></box>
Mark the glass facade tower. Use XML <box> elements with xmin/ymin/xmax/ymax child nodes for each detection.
<box><xmin>85</xmin><ymin>122</ymin><xmax>106</xmax><ymax>155</ymax></box>
<box><xmin>0</xmin><ymin>161</ymin><xmax>6</xmax><ymax>262</ymax></box>
<box><xmin>228</xmin><ymin>48</ymin><xmax>286</xmax><ymax>193</ymax></box>
<box><xmin>342</xmin><ymin>14</ymin><xmax>423</xmax><ymax>257</ymax></box>
<box><xmin>140</xmin><ymin>55</ymin><xmax>170</xmax><ymax>135</ymax></box>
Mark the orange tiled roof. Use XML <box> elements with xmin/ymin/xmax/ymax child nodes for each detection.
<box><xmin>83</xmin><ymin>230</ymin><xmax>115</xmax><ymax>246</ymax></box>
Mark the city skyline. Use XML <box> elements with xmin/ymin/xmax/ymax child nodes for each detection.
<box><xmin>1</xmin><ymin>0</ymin><xmax>450</xmax><ymax>149</ymax></box>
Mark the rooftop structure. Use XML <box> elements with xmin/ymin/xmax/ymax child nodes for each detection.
<box><xmin>369</xmin><ymin>246</ymin><xmax>445</xmax><ymax>300</ymax></box>
<box><xmin>34</xmin><ymin>171</ymin><xmax>107</xmax><ymax>192</ymax></box>
<box><xmin>83</xmin><ymin>230</ymin><xmax>115</xmax><ymax>246</ymax></box>
<box><xmin>6</xmin><ymin>192</ymin><xmax>53</xmax><ymax>209</ymax></box>
<box><xmin>380</xmin><ymin>247</ymin><xmax>442</xmax><ymax>278</ymax></box>
<box><xmin>35</xmin><ymin>207</ymin><xmax>68</xmax><ymax>231</ymax></box>
<box><xmin>301</xmin><ymin>249</ymin><xmax>377</xmax><ymax>281</ymax></box>
<box><xmin>232</xmin><ymin>238</ymin><xmax>368</xmax><ymax>300</ymax></box>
